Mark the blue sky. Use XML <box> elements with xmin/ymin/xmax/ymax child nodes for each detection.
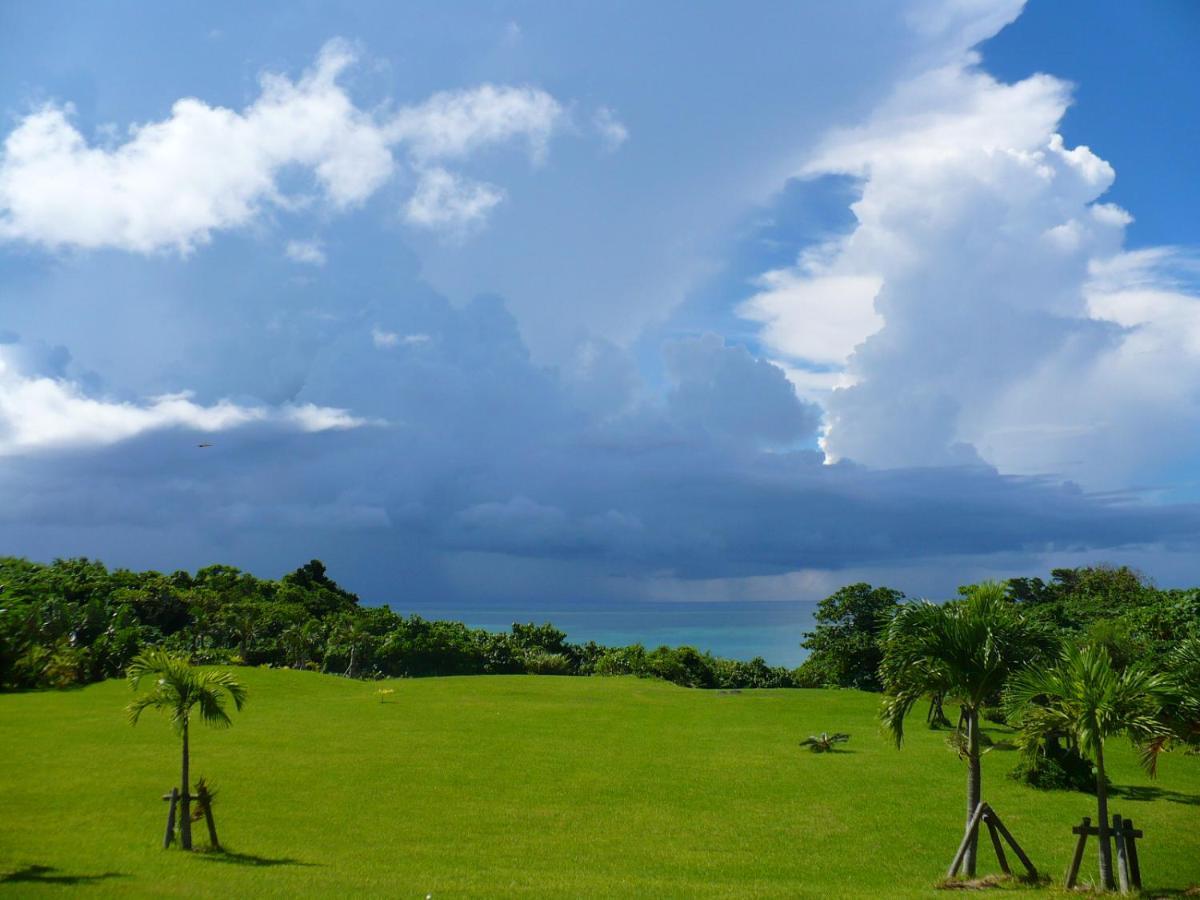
<box><xmin>2</xmin><ymin>1</ymin><xmax>1198</xmax><ymax>663</ymax></box>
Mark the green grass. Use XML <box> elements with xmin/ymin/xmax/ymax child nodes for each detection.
<box><xmin>2</xmin><ymin>670</ymin><xmax>1197</xmax><ymax>898</ymax></box>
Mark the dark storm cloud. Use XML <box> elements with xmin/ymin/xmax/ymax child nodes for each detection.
<box><xmin>4</xmin><ymin>278</ymin><xmax>1199</xmax><ymax>602</ymax></box>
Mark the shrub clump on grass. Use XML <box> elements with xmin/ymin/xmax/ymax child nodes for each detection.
<box><xmin>799</xmin><ymin>732</ymin><xmax>850</xmax><ymax>753</ymax></box>
<box><xmin>523</xmin><ymin>651</ymin><xmax>572</xmax><ymax>675</ymax></box>
<box><xmin>1008</xmin><ymin>742</ymin><xmax>1101</xmax><ymax>792</ymax></box>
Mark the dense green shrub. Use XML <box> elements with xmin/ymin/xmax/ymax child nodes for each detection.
<box><xmin>646</xmin><ymin>646</ymin><xmax>717</xmax><ymax>689</ymax></box>
<box><xmin>980</xmin><ymin>705</ymin><xmax>1006</xmax><ymax>725</ymax></box>
<box><xmin>799</xmin><ymin>583</ymin><xmax>905</xmax><ymax>691</ymax></box>
<box><xmin>523</xmin><ymin>651</ymin><xmax>572</xmax><ymax>675</ymax></box>
<box><xmin>4</xmin><ymin>557</ymin><xmax>1197</xmax><ymax>701</ymax></box>
<box><xmin>1009</xmin><ymin>741</ymin><xmax>1101</xmax><ymax>793</ymax></box>
<box><xmin>593</xmin><ymin>644</ymin><xmax>648</xmax><ymax>676</ymax></box>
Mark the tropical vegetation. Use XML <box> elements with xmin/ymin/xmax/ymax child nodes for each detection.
<box><xmin>1004</xmin><ymin>644</ymin><xmax>1174</xmax><ymax>889</ymax></box>
<box><xmin>878</xmin><ymin>583</ymin><xmax>1053</xmax><ymax>877</ymax></box>
<box><xmin>3</xmin><ymin>670</ymin><xmax>1199</xmax><ymax>897</ymax></box>
<box><xmin>126</xmin><ymin>651</ymin><xmax>247</xmax><ymax>850</ymax></box>
<box><xmin>2</xmin><ymin>555</ymin><xmax>1199</xmax><ymax>893</ymax></box>
<box><xmin>0</xmin><ymin>557</ymin><xmax>800</xmax><ymax>692</ymax></box>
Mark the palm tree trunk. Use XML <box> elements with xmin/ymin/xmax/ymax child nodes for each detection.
<box><xmin>1095</xmin><ymin>742</ymin><xmax>1114</xmax><ymax>890</ymax></box>
<box><xmin>964</xmin><ymin>706</ymin><xmax>982</xmax><ymax>877</ymax></box>
<box><xmin>180</xmin><ymin>719</ymin><xmax>193</xmax><ymax>851</ymax></box>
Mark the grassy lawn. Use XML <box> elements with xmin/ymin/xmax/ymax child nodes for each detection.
<box><xmin>1</xmin><ymin>669</ymin><xmax>1197</xmax><ymax>898</ymax></box>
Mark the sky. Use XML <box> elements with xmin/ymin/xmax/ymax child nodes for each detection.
<box><xmin>2</xmin><ymin>1</ymin><xmax>1198</xmax><ymax>664</ymax></box>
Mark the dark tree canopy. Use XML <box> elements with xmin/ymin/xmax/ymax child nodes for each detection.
<box><xmin>2</xmin><ymin>556</ymin><xmax>1196</xmax><ymax>700</ymax></box>
<box><xmin>799</xmin><ymin>583</ymin><xmax>905</xmax><ymax>690</ymax></box>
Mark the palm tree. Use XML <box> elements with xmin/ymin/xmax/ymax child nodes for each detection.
<box><xmin>1004</xmin><ymin>644</ymin><xmax>1171</xmax><ymax>891</ymax></box>
<box><xmin>127</xmin><ymin>650</ymin><xmax>247</xmax><ymax>850</ymax></box>
<box><xmin>879</xmin><ymin>582</ymin><xmax>1049</xmax><ymax>877</ymax></box>
<box><xmin>799</xmin><ymin>732</ymin><xmax>850</xmax><ymax>753</ymax></box>
<box><xmin>226</xmin><ymin>605</ymin><xmax>258</xmax><ymax>661</ymax></box>
<box><xmin>1155</xmin><ymin>637</ymin><xmax>1200</xmax><ymax>761</ymax></box>
<box><xmin>281</xmin><ymin>624</ymin><xmax>308</xmax><ymax>669</ymax></box>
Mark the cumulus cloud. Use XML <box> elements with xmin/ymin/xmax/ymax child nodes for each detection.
<box><xmin>742</xmin><ymin>48</ymin><xmax>1200</xmax><ymax>488</ymax></box>
<box><xmin>664</xmin><ymin>334</ymin><xmax>821</xmax><ymax>446</ymax></box>
<box><xmin>739</xmin><ymin>268</ymin><xmax>883</xmax><ymax>368</ymax></box>
<box><xmin>904</xmin><ymin>0</ymin><xmax>1026</xmax><ymax>59</ymax></box>
<box><xmin>4</xmin><ymin>282</ymin><xmax>1200</xmax><ymax>606</ymax></box>
<box><xmin>9</xmin><ymin>288</ymin><xmax>1199</xmax><ymax>580</ymax></box>
<box><xmin>285</xmin><ymin>239</ymin><xmax>327</xmax><ymax>266</ymax></box>
<box><xmin>0</xmin><ymin>41</ymin><xmax>575</xmax><ymax>250</ymax></box>
<box><xmin>7</xmin><ymin>1</ymin><xmax>1200</xmax><ymax>615</ymax></box>
<box><xmin>387</xmin><ymin>84</ymin><xmax>562</xmax><ymax>164</ymax></box>
<box><xmin>404</xmin><ymin>167</ymin><xmax>504</xmax><ymax>230</ymax></box>
<box><xmin>592</xmin><ymin>106</ymin><xmax>629</xmax><ymax>152</ymax></box>
<box><xmin>446</xmin><ymin>497</ymin><xmax>646</xmax><ymax>557</ymax></box>
<box><xmin>0</xmin><ymin>343</ymin><xmax>369</xmax><ymax>455</ymax></box>
<box><xmin>0</xmin><ymin>41</ymin><xmax>391</xmax><ymax>252</ymax></box>
<box><xmin>372</xmin><ymin>326</ymin><xmax>430</xmax><ymax>348</ymax></box>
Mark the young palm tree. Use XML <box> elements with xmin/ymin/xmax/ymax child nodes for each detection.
<box><xmin>127</xmin><ymin>650</ymin><xmax>247</xmax><ymax>850</ymax></box>
<box><xmin>879</xmin><ymin>582</ymin><xmax>1049</xmax><ymax>877</ymax></box>
<box><xmin>798</xmin><ymin>732</ymin><xmax>851</xmax><ymax>753</ymax></box>
<box><xmin>1155</xmin><ymin>637</ymin><xmax>1200</xmax><ymax>761</ymax></box>
<box><xmin>1004</xmin><ymin>644</ymin><xmax>1171</xmax><ymax>891</ymax></box>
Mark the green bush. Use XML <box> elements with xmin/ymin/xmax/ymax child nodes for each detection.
<box><xmin>524</xmin><ymin>651</ymin><xmax>572</xmax><ymax>675</ymax></box>
<box><xmin>980</xmin><ymin>705</ymin><xmax>1006</xmax><ymax>725</ymax></box>
<box><xmin>1010</xmin><ymin>742</ymin><xmax>1100</xmax><ymax>792</ymax></box>
<box><xmin>646</xmin><ymin>646</ymin><xmax>717</xmax><ymax>689</ymax></box>
<box><xmin>594</xmin><ymin>645</ymin><xmax>647</xmax><ymax>677</ymax></box>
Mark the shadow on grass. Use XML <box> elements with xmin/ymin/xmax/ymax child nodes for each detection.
<box><xmin>1</xmin><ymin>864</ymin><xmax>127</xmax><ymax>885</ymax></box>
<box><xmin>196</xmin><ymin>849</ymin><xmax>321</xmax><ymax>868</ymax></box>
<box><xmin>936</xmin><ymin>872</ymin><xmax>1050</xmax><ymax>891</ymax></box>
<box><xmin>1113</xmin><ymin>784</ymin><xmax>1200</xmax><ymax>806</ymax></box>
<box><xmin>1135</xmin><ymin>886</ymin><xmax>1200</xmax><ymax>897</ymax></box>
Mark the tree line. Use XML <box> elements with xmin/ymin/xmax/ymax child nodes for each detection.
<box><xmin>2</xmin><ymin>558</ymin><xmax>1196</xmax><ymax>704</ymax></box>
<box><xmin>0</xmin><ymin>556</ymin><xmax>801</xmax><ymax>691</ymax></box>
<box><xmin>867</xmin><ymin>578</ymin><xmax>1198</xmax><ymax>890</ymax></box>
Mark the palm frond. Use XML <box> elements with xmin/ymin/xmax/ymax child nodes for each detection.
<box><xmin>125</xmin><ymin>652</ymin><xmax>246</xmax><ymax>734</ymax></box>
<box><xmin>879</xmin><ymin>586</ymin><xmax>1051</xmax><ymax>750</ymax></box>
<box><xmin>126</xmin><ymin>691</ymin><xmax>166</xmax><ymax>725</ymax></box>
<box><xmin>1005</xmin><ymin>643</ymin><xmax>1174</xmax><ymax>776</ymax></box>
<box><xmin>799</xmin><ymin>732</ymin><xmax>850</xmax><ymax>752</ymax></box>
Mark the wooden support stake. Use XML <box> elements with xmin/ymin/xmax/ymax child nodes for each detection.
<box><xmin>1113</xmin><ymin>815</ymin><xmax>1130</xmax><ymax>894</ymax></box>
<box><xmin>948</xmin><ymin>802</ymin><xmax>986</xmax><ymax>878</ymax></box>
<box><xmin>197</xmin><ymin>784</ymin><xmax>220</xmax><ymax>849</ymax></box>
<box><xmin>1123</xmin><ymin>820</ymin><xmax>1142</xmax><ymax>892</ymax></box>
<box><xmin>983</xmin><ymin>813</ymin><xmax>1010</xmax><ymax>875</ymax></box>
<box><xmin>162</xmin><ymin>788</ymin><xmax>179</xmax><ymax>849</ymax></box>
<box><xmin>1123</xmin><ymin>818</ymin><xmax>1142</xmax><ymax>889</ymax></box>
<box><xmin>984</xmin><ymin>806</ymin><xmax>1038</xmax><ymax>880</ymax></box>
<box><xmin>1066</xmin><ymin>816</ymin><xmax>1090</xmax><ymax>889</ymax></box>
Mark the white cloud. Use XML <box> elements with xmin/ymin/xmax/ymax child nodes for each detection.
<box><xmin>904</xmin><ymin>0</ymin><xmax>1026</xmax><ymax>59</ymax></box>
<box><xmin>0</xmin><ymin>346</ymin><xmax>370</xmax><ymax>455</ymax></box>
<box><xmin>404</xmin><ymin>167</ymin><xmax>504</xmax><ymax>230</ymax></box>
<box><xmin>774</xmin><ymin>363</ymin><xmax>855</xmax><ymax>401</ymax></box>
<box><xmin>739</xmin><ymin>270</ymin><xmax>883</xmax><ymax>367</ymax></box>
<box><xmin>387</xmin><ymin>84</ymin><xmax>562</xmax><ymax>164</ymax></box>
<box><xmin>0</xmin><ymin>41</ymin><xmax>578</xmax><ymax>250</ymax></box>
<box><xmin>0</xmin><ymin>40</ymin><xmax>391</xmax><ymax>253</ymax></box>
<box><xmin>744</xmin><ymin>47</ymin><xmax>1200</xmax><ymax>488</ymax></box>
<box><xmin>372</xmin><ymin>326</ymin><xmax>430</xmax><ymax>348</ymax></box>
<box><xmin>285</xmin><ymin>239</ymin><xmax>326</xmax><ymax>265</ymax></box>
<box><xmin>977</xmin><ymin>249</ymin><xmax>1200</xmax><ymax>483</ymax></box>
<box><xmin>592</xmin><ymin>106</ymin><xmax>629</xmax><ymax>152</ymax></box>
